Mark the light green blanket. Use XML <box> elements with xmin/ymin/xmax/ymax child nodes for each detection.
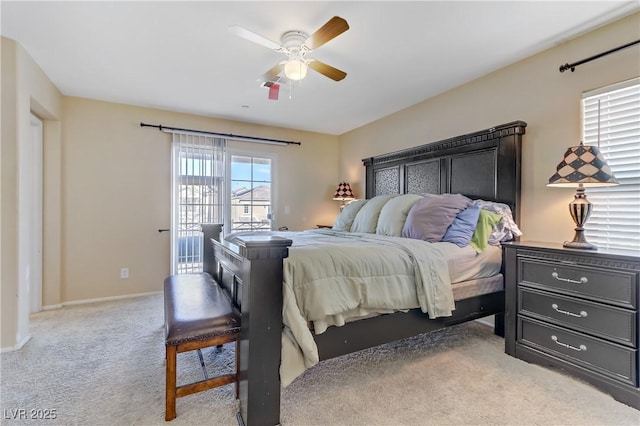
<box><xmin>270</xmin><ymin>229</ymin><xmax>456</xmax><ymax>386</ymax></box>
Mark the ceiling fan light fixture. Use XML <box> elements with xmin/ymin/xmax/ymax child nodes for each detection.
<box><xmin>284</xmin><ymin>59</ymin><xmax>308</xmax><ymax>81</ymax></box>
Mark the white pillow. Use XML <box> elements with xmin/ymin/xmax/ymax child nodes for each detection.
<box><xmin>350</xmin><ymin>195</ymin><xmax>397</xmax><ymax>233</ymax></box>
<box><xmin>376</xmin><ymin>194</ymin><xmax>422</xmax><ymax>237</ymax></box>
<box><xmin>332</xmin><ymin>199</ymin><xmax>368</xmax><ymax>231</ymax></box>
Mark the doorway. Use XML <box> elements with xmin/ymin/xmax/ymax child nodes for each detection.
<box><xmin>18</xmin><ymin>113</ymin><xmax>44</xmax><ymax>321</ymax></box>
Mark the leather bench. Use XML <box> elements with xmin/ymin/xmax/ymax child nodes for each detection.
<box><xmin>163</xmin><ymin>273</ymin><xmax>240</xmax><ymax>421</ymax></box>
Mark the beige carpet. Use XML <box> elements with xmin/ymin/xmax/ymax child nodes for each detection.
<box><xmin>1</xmin><ymin>293</ymin><xmax>638</xmax><ymax>425</ymax></box>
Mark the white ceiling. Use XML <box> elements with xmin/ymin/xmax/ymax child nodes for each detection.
<box><xmin>2</xmin><ymin>1</ymin><xmax>638</xmax><ymax>135</ymax></box>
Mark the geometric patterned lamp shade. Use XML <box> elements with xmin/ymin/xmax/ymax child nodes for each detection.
<box><xmin>332</xmin><ymin>182</ymin><xmax>355</xmax><ymax>200</ymax></box>
<box><xmin>547</xmin><ymin>142</ymin><xmax>618</xmax><ymax>250</ymax></box>
<box><xmin>332</xmin><ymin>182</ymin><xmax>356</xmax><ymax>210</ymax></box>
<box><xmin>547</xmin><ymin>142</ymin><xmax>618</xmax><ymax>187</ymax></box>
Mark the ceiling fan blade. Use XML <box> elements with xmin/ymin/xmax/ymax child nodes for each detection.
<box><xmin>229</xmin><ymin>25</ymin><xmax>282</xmax><ymax>51</ymax></box>
<box><xmin>304</xmin><ymin>16</ymin><xmax>349</xmax><ymax>50</ymax></box>
<box><xmin>308</xmin><ymin>60</ymin><xmax>347</xmax><ymax>81</ymax></box>
<box><xmin>257</xmin><ymin>64</ymin><xmax>284</xmax><ymax>84</ymax></box>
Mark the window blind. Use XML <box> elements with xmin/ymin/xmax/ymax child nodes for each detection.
<box><xmin>170</xmin><ymin>132</ymin><xmax>226</xmax><ymax>274</ymax></box>
<box><xmin>582</xmin><ymin>78</ymin><xmax>640</xmax><ymax>251</ymax></box>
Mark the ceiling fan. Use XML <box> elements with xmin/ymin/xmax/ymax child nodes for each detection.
<box><xmin>229</xmin><ymin>16</ymin><xmax>349</xmax><ymax>89</ymax></box>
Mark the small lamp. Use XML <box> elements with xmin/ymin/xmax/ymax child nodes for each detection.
<box><xmin>332</xmin><ymin>182</ymin><xmax>355</xmax><ymax>211</ymax></box>
<box><xmin>547</xmin><ymin>141</ymin><xmax>618</xmax><ymax>250</ymax></box>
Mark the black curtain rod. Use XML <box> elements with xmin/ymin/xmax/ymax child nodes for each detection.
<box><xmin>139</xmin><ymin>122</ymin><xmax>301</xmax><ymax>146</ymax></box>
<box><xmin>559</xmin><ymin>39</ymin><xmax>640</xmax><ymax>73</ymax></box>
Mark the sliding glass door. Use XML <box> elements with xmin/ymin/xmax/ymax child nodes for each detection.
<box><xmin>171</xmin><ymin>134</ymin><xmax>225</xmax><ymax>274</ymax></box>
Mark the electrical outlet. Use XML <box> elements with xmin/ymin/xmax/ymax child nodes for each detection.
<box><xmin>120</xmin><ymin>267</ymin><xmax>129</xmax><ymax>279</ymax></box>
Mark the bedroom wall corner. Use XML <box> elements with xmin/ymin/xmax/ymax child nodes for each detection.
<box><xmin>1</xmin><ymin>37</ymin><xmax>63</xmax><ymax>351</ymax></box>
<box><xmin>1</xmin><ymin>37</ymin><xmax>20</xmax><ymax>351</ymax></box>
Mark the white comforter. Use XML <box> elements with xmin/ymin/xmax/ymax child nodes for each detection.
<box><xmin>227</xmin><ymin>229</ymin><xmax>457</xmax><ymax>386</ymax></box>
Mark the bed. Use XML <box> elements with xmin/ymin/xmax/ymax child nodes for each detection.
<box><xmin>202</xmin><ymin>120</ymin><xmax>527</xmax><ymax>426</ymax></box>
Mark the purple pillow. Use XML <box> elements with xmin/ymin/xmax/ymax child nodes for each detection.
<box><xmin>402</xmin><ymin>194</ymin><xmax>473</xmax><ymax>242</ymax></box>
<box><xmin>442</xmin><ymin>204</ymin><xmax>481</xmax><ymax>247</ymax></box>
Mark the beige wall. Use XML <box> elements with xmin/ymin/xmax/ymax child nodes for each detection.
<box><xmin>60</xmin><ymin>97</ymin><xmax>339</xmax><ymax>303</ymax></box>
<box><xmin>1</xmin><ymin>37</ymin><xmax>63</xmax><ymax>350</ymax></box>
<box><xmin>339</xmin><ymin>13</ymin><xmax>640</xmax><ymax>245</ymax></box>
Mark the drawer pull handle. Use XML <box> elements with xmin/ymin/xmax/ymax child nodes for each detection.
<box><xmin>552</xmin><ymin>272</ymin><xmax>588</xmax><ymax>284</ymax></box>
<box><xmin>551</xmin><ymin>335</ymin><xmax>587</xmax><ymax>352</ymax></box>
<box><xmin>551</xmin><ymin>303</ymin><xmax>588</xmax><ymax>318</ymax></box>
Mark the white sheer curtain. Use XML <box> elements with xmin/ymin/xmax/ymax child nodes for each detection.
<box><xmin>170</xmin><ymin>131</ymin><xmax>226</xmax><ymax>274</ymax></box>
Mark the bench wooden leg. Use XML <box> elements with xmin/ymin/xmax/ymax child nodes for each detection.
<box><xmin>166</xmin><ymin>344</ymin><xmax>177</xmax><ymax>421</ymax></box>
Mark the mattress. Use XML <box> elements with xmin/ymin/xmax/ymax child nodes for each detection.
<box><xmin>448</xmin><ymin>244</ymin><xmax>502</xmax><ymax>283</ymax></box>
<box><xmin>451</xmin><ymin>274</ymin><xmax>503</xmax><ymax>300</ymax></box>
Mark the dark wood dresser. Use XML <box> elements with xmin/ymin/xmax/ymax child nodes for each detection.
<box><xmin>503</xmin><ymin>241</ymin><xmax>640</xmax><ymax>409</ymax></box>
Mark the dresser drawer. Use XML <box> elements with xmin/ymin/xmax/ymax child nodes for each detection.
<box><xmin>518</xmin><ymin>258</ymin><xmax>637</xmax><ymax>309</ymax></box>
<box><xmin>519</xmin><ymin>288</ymin><xmax>636</xmax><ymax>347</ymax></box>
<box><xmin>518</xmin><ymin>317</ymin><xmax>637</xmax><ymax>386</ymax></box>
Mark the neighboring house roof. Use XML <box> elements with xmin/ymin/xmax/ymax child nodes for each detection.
<box><xmin>232</xmin><ymin>185</ymin><xmax>270</xmax><ymax>202</ymax></box>
<box><xmin>231</xmin><ymin>186</ymin><xmax>250</xmax><ymax>197</ymax></box>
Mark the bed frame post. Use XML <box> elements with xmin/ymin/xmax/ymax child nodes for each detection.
<box><xmin>218</xmin><ymin>235</ymin><xmax>293</xmax><ymax>426</ymax></box>
<box><xmin>200</xmin><ymin>223</ymin><xmax>223</xmax><ymax>277</ymax></box>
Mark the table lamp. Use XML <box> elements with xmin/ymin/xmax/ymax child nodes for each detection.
<box><xmin>332</xmin><ymin>182</ymin><xmax>355</xmax><ymax>211</ymax></box>
<box><xmin>547</xmin><ymin>142</ymin><xmax>618</xmax><ymax>250</ymax></box>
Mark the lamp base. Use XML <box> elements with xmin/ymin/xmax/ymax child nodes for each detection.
<box><xmin>563</xmin><ymin>229</ymin><xmax>597</xmax><ymax>250</ymax></box>
<box><xmin>563</xmin><ymin>240</ymin><xmax>598</xmax><ymax>250</ymax></box>
<box><xmin>564</xmin><ymin>184</ymin><xmax>597</xmax><ymax>250</ymax></box>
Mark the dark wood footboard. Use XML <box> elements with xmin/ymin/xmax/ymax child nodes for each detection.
<box><xmin>202</xmin><ymin>224</ymin><xmax>292</xmax><ymax>426</ymax></box>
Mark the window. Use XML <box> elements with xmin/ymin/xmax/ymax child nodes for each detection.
<box><xmin>227</xmin><ymin>154</ymin><xmax>273</xmax><ymax>232</ymax></box>
<box><xmin>582</xmin><ymin>78</ymin><xmax>640</xmax><ymax>251</ymax></box>
<box><xmin>171</xmin><ymin>140</ymin><xmax>275</xmax><ymax>269</ymax></box>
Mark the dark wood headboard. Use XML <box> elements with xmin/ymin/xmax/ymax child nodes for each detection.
<box><xmin>362</xmin><ymin>121</ymin><xmax>526</xmax><ymax>223</ymax></box>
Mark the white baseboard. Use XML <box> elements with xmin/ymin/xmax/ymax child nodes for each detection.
<box><xmin>42</xmin><ymin>304</ymin><xmax>63</xmax><ymax>311</ymax></box>
<box><xmin>42</xmin><ymin>291</ymin><xmax>161</xmax><ymax>310</ymax></box>
<box><xmin>1</xmin><ymin>334</ymin><xmax>31</xmax><ymax>353</ymax></box>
